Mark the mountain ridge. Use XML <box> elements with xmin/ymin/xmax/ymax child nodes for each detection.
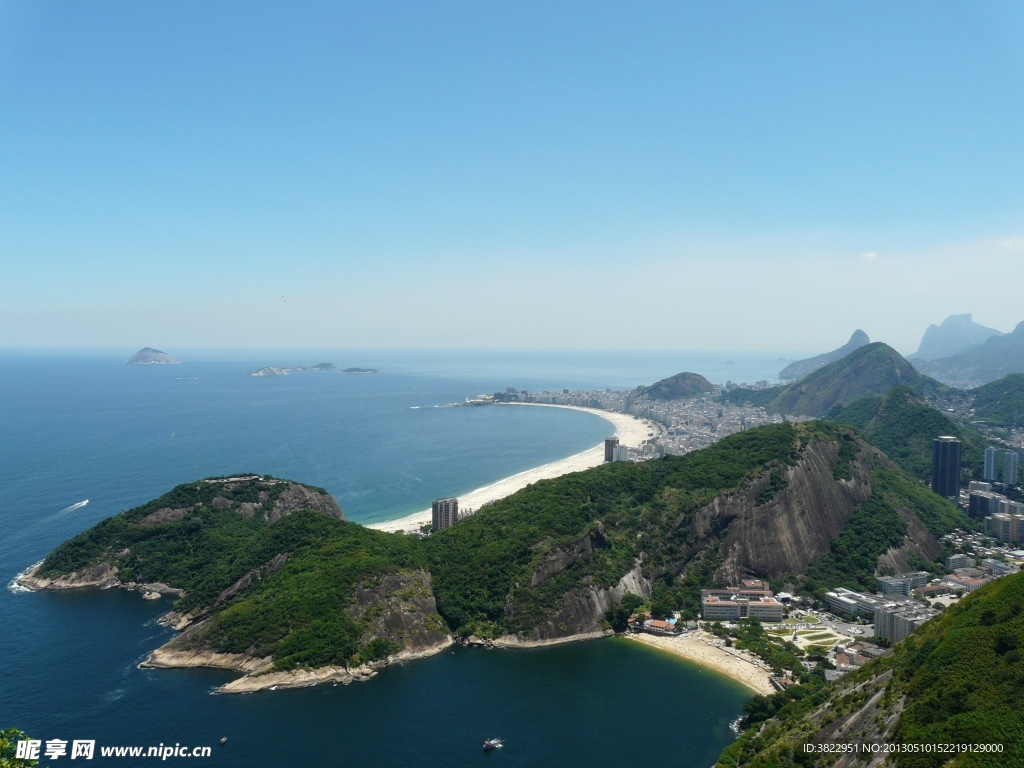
<box><xmin>769</xmin><ymin>343</ymin><xmax>944</xmax><ymax>417</ymax></box>
<box><xmin>779</xmin><ymin>331</ymin><xmax>870</xmax><ymax>381</ymax></box>
<box><xmin>912</xmin><ymin>320</ymin><xmax>1024</xmax><ymax>387</ymax></box>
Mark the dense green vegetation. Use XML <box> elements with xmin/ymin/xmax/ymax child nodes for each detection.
<box><xmin>424</xmin><ymin>423</ymin><xmax>807</xmax><ymax>637</ymax></box>
<box><xmin>827</xmin><ymin>386</ymin><xmax>988</xmax><ymax>483</ymax></box>
<box><xmin>636</xmin><ymin>371</ymin><xmax>715</xmax><ymax>400</ymax></box>
<box><xmin>1</xmin><ymin>730</ymin><xmax>38</xmax><ymax>768</ymax></box>
<box><xmin>38</xmin><ymin>477</ymin><xmax>331</xmax><ymax>612</ymax></box>
<box><xmin>197</xmin><ymin>514</ymin><xmax>425</xmax><ymax>670</ymax></box>
<box><xmin>36</xmin><ymin>478</ymin><xmax>429</xmax><ymax>669</ymax></box>
<box><xmin>971</xmin><ymin>373</ymin><xmax>1024</xmax><ymax>427</ymax></box>
<box><xmin>769</xmin><ymin>343</ymin><xmax>945</xmax><ymax>417</ymax></box>
<box><xmin>716</xmin><ymin>571</ymin><xmax>1024</xmax><ymax>767</ymax></box>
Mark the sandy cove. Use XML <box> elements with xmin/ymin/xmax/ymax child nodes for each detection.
<box><xmin>624</xmin><ymin>631</ymin><xmax>775</xmax><ymax>696</ymax></box>
<box><xmin>368</xmin><ymin>404</ymin><xmax>655</xmax><ymax>534</ymax></box>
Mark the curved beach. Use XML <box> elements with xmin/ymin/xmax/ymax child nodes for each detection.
<box><xmin>624</xmin><ymin>631</ymin><xmax>775</xmax><ymax>696</ymax></box>
<box><xmin>366</xmin><ymin>404</ymin><xmax>653</xmax><ymax>533</ymax></box>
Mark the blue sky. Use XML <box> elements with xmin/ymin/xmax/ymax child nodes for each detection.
<box><xmin>2</xmin><ymin>2</ymin><xmax>1023</xmax><ymax>352</ymax></box>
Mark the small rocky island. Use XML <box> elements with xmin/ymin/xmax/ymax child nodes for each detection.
<box><xmin>245</xmin><ymin>363</ymin><xmax>336</xmax><ymax>376</ymax></box>
<box><xmin>126</xmin><ymin>347</ymin><xmax>180</xmax><ymax>365</ymax></box>
<box><xmin>244</xmin><ymin>364</ymin><xmax>380</xmax><ymax>376</ymax></box>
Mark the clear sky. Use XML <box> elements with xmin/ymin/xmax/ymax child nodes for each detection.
<box><xmin>2</xmin><ymin>2</ymin><xmax>1023</xmax><ymax>354</ymax></box>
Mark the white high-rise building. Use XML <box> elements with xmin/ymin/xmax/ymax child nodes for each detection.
<box><xmin>1006</xmin><ymin>451</ymin><xmax>1019</xmax><ymax>486</ymax></box>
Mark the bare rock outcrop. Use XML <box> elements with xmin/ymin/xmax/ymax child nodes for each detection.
<box><xmin>528</xmin><ymin>525</ymin><xmax>608</xmax><ymax>589</ymax></box>
<box><xmin>876</xmin><ymin>503</ymin><xmax>942</xmax><ymax>575</ymax></box>
<box><xmin>267</xmin><ymin>483</ymin><xmax>345</xmax><ymax>523</ymax></box>
<box><xmin>17</xmin><ymin>561</ymin><xmax>120</xmax><ymax>591</ymax></box>
<box><xmin>349</xmin><ymin>569</ymin><xmax>449</xmax><ymax>653</ymax></box>
<box><xmin>526</xmin><ymin>561</ymin><xmax>651</xmax><ymax>642</ymax></box>
<box><xmin>139</xmin><ymin>507</ymin><xmax>192</xmax><ymax>525</ymax></box>
<box><xmin>696</xmin><ymin>438</ymin><xmax>878</xmax><ymax>585</ymax></box>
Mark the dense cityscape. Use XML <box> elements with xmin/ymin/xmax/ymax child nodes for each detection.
<box><xmin>482</xmin><ymin>382</ymin><xmax>795</xmax><ymax>460</ymax></box>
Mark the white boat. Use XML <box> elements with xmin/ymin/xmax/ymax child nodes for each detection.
<box><xmin>482</xmin><ymin>738</ymin><xmax>503</xmax><ymax>751</ymax></box>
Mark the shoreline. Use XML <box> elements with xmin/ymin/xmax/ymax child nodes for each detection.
<box><xmin>623</xmin><ymin>631</ymin><xmax>774</xmax><ymax>696</ymax></box>
<box><xmin>367</xmin><ymin>403</ymin><xmax>654</xmax><ymax>533</ymax></box>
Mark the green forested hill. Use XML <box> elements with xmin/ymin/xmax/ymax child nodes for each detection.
<box><xmin>424</xmin><ymin>422</ymin><xmax>806</xmax><ymax>638</ymax></box>
<box><xmin>717</xmin><ymin>571</ymin><xmax>1024</xmax><ymax>768</ymax></box>
<box><xmin>636</xmin><ymin>371</ymin><xmax>715</xmax><ymax>400</ymax></box>
<box><xmin>769</xmin><ymin>344</ymin><xmax>944</xmax><ymax>417</ymax></box>
<box><xmin>826</xmin><ymin>386</ymin><xmax>988</xmax><ymax>483</ymax></box>
<box><xmin>971</xmin><ymin>374</ymin><xmax>1024</xmax><ymax>427</ymax></box>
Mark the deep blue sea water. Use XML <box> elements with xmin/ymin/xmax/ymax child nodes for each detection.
<box><xmin>0</xmin><ymin>351</ymin><xmax>784</xmax><ymax>767</ymax></box>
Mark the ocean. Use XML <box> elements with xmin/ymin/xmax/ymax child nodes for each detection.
<box><xmin>0</xmin><ymin>350</ymin><xmax>787</xmax><ymax>767</ymax></box>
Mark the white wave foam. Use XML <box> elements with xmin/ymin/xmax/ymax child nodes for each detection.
<box><xmin>7</xmin><ymin>560</ymin><xmax>43</xmax><ymax>594</ymax></box>
<box><xmin>729</xmin><ymin>715</ymin><xmax>744</xmax><ymax>736</ymax></box>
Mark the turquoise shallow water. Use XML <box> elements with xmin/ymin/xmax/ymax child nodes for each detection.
<box><xmin>0</xmin><ymin>352</ymin><xmax>780</xmax><ymax>766</ymax></box>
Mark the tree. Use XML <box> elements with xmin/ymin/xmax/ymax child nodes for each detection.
<box><xmin>1</xmin><ymin>730</ymin><xmax>39</xmax><ymax>768</ymax></box>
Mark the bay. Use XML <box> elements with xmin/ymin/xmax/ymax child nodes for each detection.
<box><xmin>0</xmin><ymin>351</ymin><xmax>783</xmax><ymax>766</ymax></box>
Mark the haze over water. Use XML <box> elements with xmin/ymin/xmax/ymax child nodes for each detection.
<box><xmin>0</xmin><ymin>351</ymin><xmax>782</xmax><ymax>766</ymax></box>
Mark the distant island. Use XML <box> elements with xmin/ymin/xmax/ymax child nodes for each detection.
<box><xmin>126</xmin><ymin>347</ymin><xmax>179</xmax><ymax>365</ymax></box>
<box><xmin>245</xmin><ymin>363</ymin><xmax>338</xmax><ymax>377</ymax></box>
<box><xmin>341</xmin><ymin>367</ymin><xmax>380</xmax><ymax>374</ymax></box>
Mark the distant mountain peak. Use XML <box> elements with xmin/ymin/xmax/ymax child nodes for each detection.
<box><xmin>778</xmin><ymin>330</ymin><xmax>871</xmax><ymax>381</ymax></box>
<box><xmin>126</xmin><ymin>348</ymin><xmax>179</xmax><ymax>365</ymax></box>
<box><xmin>910</xmin><ymin>313</ymin><xmax>1003</xmax><ymax>362</ymax></box>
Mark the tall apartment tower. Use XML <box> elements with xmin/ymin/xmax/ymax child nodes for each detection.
<box><xmin>931</xmin><ymin>436</ymin><xmax>962</xmax><ymax>500</ymax></box>
<box><xmin>604</xmin><ymin>437</ymin><xmax>619</xmax><ymax>462</ymax></box>
<box><xmin>431</xmin><ymin>497</ymin><xmax>459</xmax><ymax>532</ymax></box>
<box><xmin>1006</xmin><ymin>451</ymin><xmax>1020</xmax><ymax>486</ymax></box>
<box><xmin>984</xmin><ymin>447</ymin><xmax>1000</xmax><ymax>482</ymax></box>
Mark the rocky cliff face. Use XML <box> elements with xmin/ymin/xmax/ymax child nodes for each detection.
<box><xmin>524</xmin><ymin>562</ymin><xmax>652</xmax><ymax>642</ymax></box>
<box><xmin>876</xmin><ymin>503</ymin><xmax>942</xmax><ymax>575</ymax></box>
<box><xmin>349</xmin><ymin>569</ymin><xmax>450</xmax><ymax>654</ymax></box>
<box><xmin>697</xmin><ymin>438</ymin><xmax>877</xmax><ymax>585</ymax></box>
<box><xmin>267</xmin><ymin>483</ymin><xmax>345</xmax><ymax>522</ymax></box>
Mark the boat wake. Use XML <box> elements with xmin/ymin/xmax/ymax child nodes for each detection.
<box><xmin>56</xmin><ymin>500</ymin><xmax>89</xmax><ymax>516</ymax></box>
<box><xmin>8</xmin><ymin>560</ymin><xmax>43</xmax><ymax>594</ymax></box>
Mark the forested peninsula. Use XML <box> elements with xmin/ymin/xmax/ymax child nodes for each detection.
<box><xmin>20</xmin><ymin>421</ymin><xmax>969</xmax><ymax>695</ymax></box>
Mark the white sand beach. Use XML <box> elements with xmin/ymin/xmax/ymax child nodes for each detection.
<box><xmin>367</xmin><ymin>403</ymin><xmax>654</xmax><ymax>534</ymax></box>
<box><xmin>624</xmin><ymin>631</ymin><xmax>775</xmax><ymax>695</ymax></box>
